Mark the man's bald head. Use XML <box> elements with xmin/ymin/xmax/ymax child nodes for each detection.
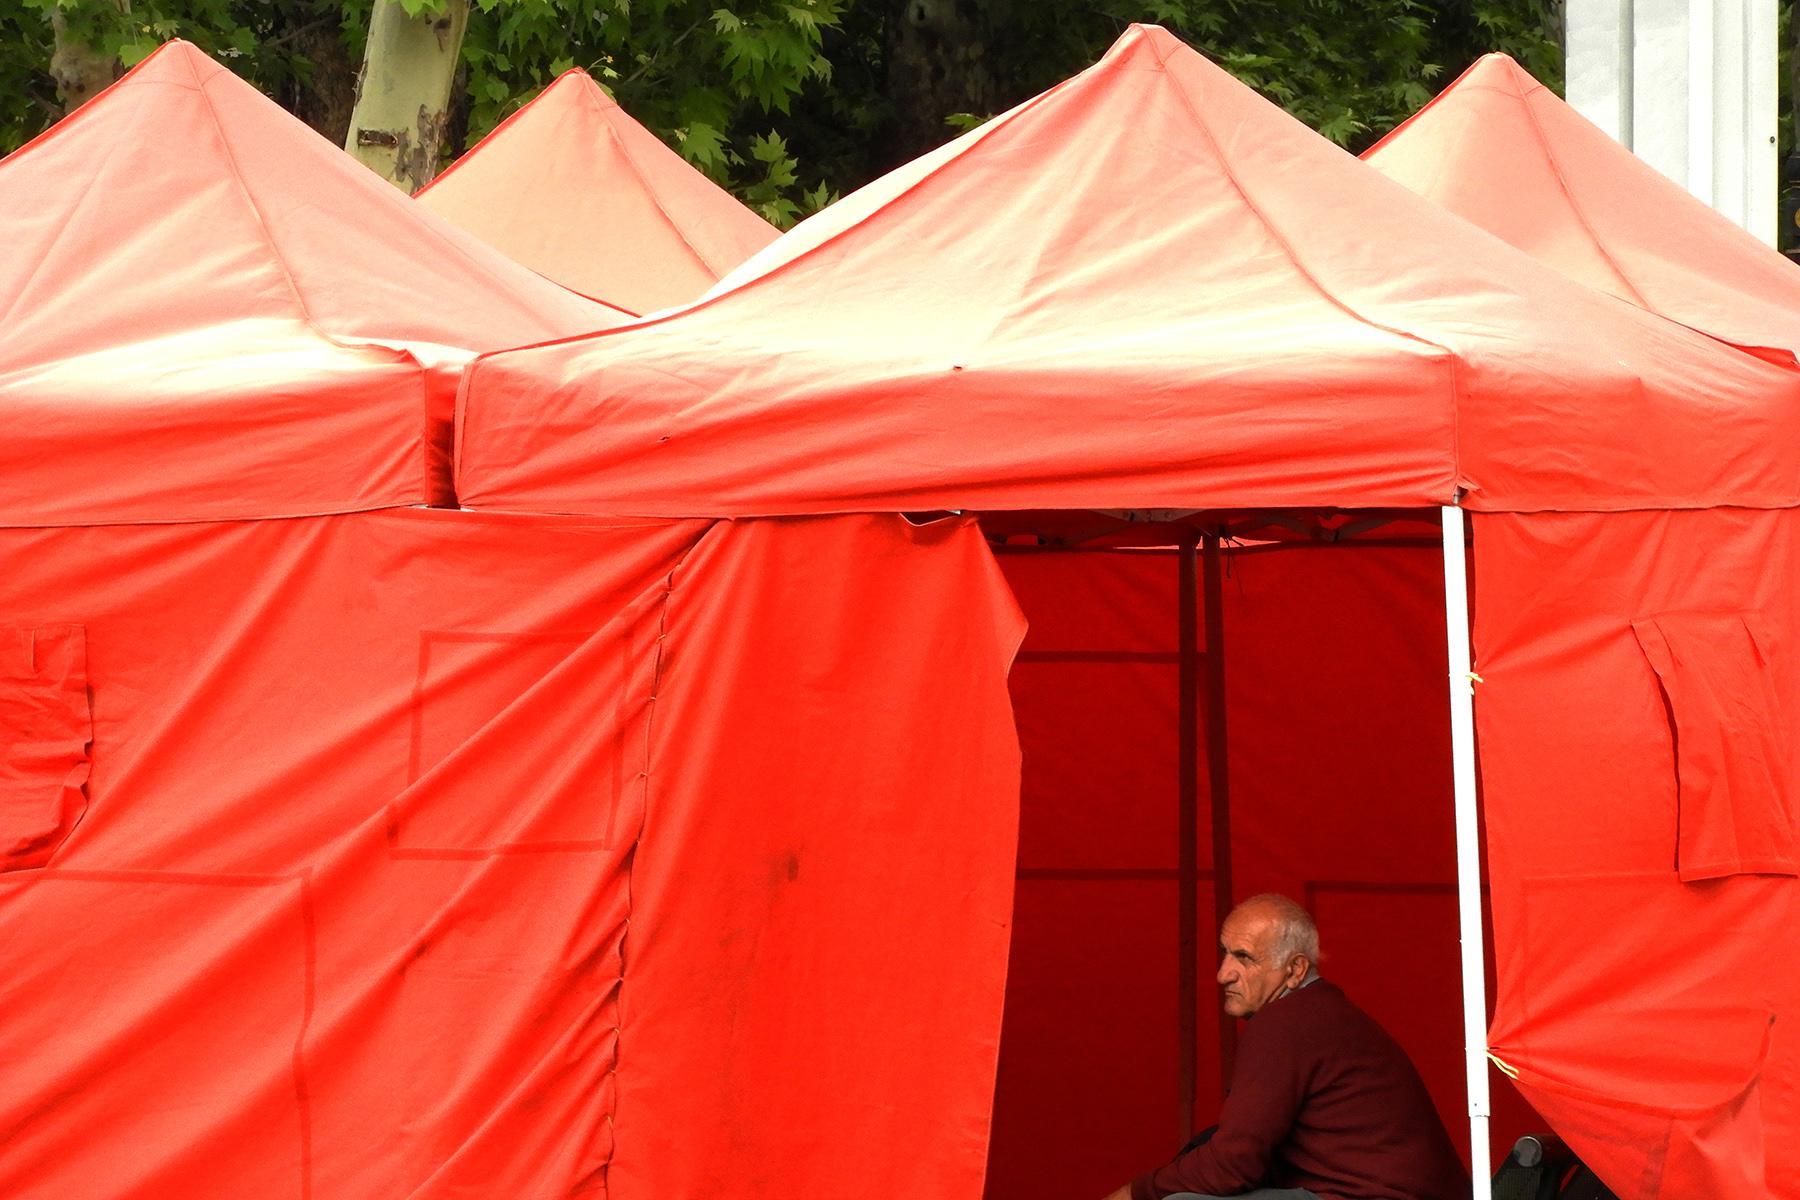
<box><xmin>1234</xmin><ymin>893</ymin><xmax>1319</xmax><ymax>963</ymax></box>
<box><xmin>1216</xmin><ymin>894</ymin><xmax>1320</xmax><ymax>1018</ymax></box>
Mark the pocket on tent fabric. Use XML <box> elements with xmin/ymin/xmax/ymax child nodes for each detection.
<box><xmin>1631</xmin><ymin>613</ymin><xmax>1798</xmax><ymax>881</ymax></box>
<box><xmin>1</xmin><ymin>625</ymin><xmax>93</xmax><ymax>872</ymax></box>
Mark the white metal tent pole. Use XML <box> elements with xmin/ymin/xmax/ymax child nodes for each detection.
<box><xmin>1441</xmin><ymin>504</ymin><xmax>1493</xmax><ymax>1197</ymax></box>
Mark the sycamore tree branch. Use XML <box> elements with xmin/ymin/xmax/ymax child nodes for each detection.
<box><xmin>619</xmin><ymin>17</ymin><xmax>706</xmax><ymax>88</ymax></box>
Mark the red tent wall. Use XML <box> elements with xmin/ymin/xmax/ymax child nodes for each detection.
<box><xmin>1473</xmin><ymin>509</ymin><xmax>1799</xmax><ymax>1198</ymax></box>
<box><xmin>604</xmin><ymin>515</ymin><xmax>1024</xmax><ymax>1197</ymax></box>
<box><xmin>0</xmin><ymin>510</ymin><xmax>1021</xmax><ymax>1199</ymax></box>
<box><xmin>988</xmin><ymin>533</ymin><xmax>1541</xmax><ymax>1198</ymax></box>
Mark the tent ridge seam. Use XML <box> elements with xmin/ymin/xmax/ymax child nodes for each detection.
<box><xmin>1507</xmin><ymin>71</ymin><xmax>1655</xmax><ymax>309</ymax></box>
<box><xmin>0</xmin><ymin>46</ymin><xmax>193</xmax><ymax>172</ymax></box>
<box><xmin>1159</xmin><ymin>46</ymin><xmax>1464</xmax><ymax>483</ymax></box>
<box><xmin>406</xmin><ymin>121</ymin><xmax>639</xmax><ymax>331</ymax></box>
<box><xmin>181</xmin><ymin>50</ymin><xmax>336</xmax><ymax>341</ymax></box>
<box><xmin>192</xmin><ymin>50</ymin><xmax>628</xmax><ymax>371</ymax></box>
<box><xmin>588</xmin><ymin>87</ymin><xmax>727</xmax><ymax>282</ymax></box>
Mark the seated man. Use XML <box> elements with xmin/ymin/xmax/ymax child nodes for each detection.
<box><xmin>1102</xmin><ymin>894</ymin><xmax>1469</xmax><ymax>1200</ymax></box>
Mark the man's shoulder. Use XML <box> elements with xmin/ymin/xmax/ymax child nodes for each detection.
<box><xmin>1268</xmin><ymin>978</ymin><xmax>1350</xmax><ymax>1018</ymax></box>
<box><xmin>1245</xmin><ymin>979</ymin><xmax>1379</xmax><ymax>1045</ymax></box>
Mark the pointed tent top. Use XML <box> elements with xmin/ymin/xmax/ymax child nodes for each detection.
<box><xmin>0</xmin><ymin>40</ymin><xmax>629</xmax><ymax>526</ymax></box>
<box><xmin>417</xmin><ymin>68</ymin><xmax>780</xmax><ymax>315</ymax></box>
<box><xmin>0</xmin><ymin>38</ymin><xmax>629</xmax><ymax>374</ymax></box>
<box><xmin>1363</xmin><ymin>52</ymin><xmax>1800</xmax><ymax>355</ymax></box>
<box><xmin>458</xmin><ymin>24</ymin><xmax>1800</xmax><ymax>518</ymax></box>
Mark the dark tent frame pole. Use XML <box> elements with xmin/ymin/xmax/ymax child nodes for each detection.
<box><xmin>1181</xmin><ymin>529</ymin><xmax>1237</xmax><ymax>1135</ymax></box>
<box><xmin>1203</xmin><ymin>530</ymin><xmax>1236</xmax><ymax>1096</ymax></box>
<box><xmin>1177</xmin><ymin>534</ymin><xmax>1200</xmax><ymax>1138</ymax></box>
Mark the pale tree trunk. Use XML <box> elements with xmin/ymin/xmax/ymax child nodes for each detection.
<box><xmin>48</xmin><ymin>0</ymin><xmax>130</xmax><ymax>115</ymax></box>
<box><xmin>344</xmin><ymin>0</ymin><xmax>470</xmax><ymax>193</ymax></box>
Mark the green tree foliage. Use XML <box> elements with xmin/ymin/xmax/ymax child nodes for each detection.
<box><xmin>789</xmin><ymin>0</ymin><xmax>1565</xmax><ymax>185</ymax></box>
<box><xmin>0</xmin><ymin>7</ymin><xmax>56</xmax><ymax>150</ymax></box>
<box><xmin>3</xmin><ymin>0</ymin><xmax>368</xmax><ymax>152</ymax></box>
<box><xmin>2</xmin><ymin>0</ymin><xmax>1566</xmax><ymax>220</ymax></box>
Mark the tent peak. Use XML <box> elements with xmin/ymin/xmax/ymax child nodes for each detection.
<box><xmin>1365</xmin><ymin>36</ymin><xmax>1800</xmax><ymax>357</ymax></box>
<box><xmin>1</xmin><ymin>37</ymin><xmax>217</xmax><ymax>166</ymax></box>
<box><xmin>0</xmin><ymin>36</ymin><xmax>625</xmax><ymax>369</ymax></box>
<box><xmin>530</xmin><ymin>67</ymin><xmax>624</xmax><ymax>114</ymax></box>
<box><xmin>706</xmin><ymin>22</ymin><xmax>1198</xmax><ymax>298</ymax></box>
<box><xmin>1362</xmin><ymin>52</ymin><xmax>1547</xmax><ymax>166</ymax></box>
<box><xmin>415</xmin><ymin>53</ymin><xmax>775</xmax><ymax>313</ymax></box>
<box><xmin>130</xmin><ymin>37</ymin><xmax>231</xmax><ymax>88</ymax></box>
<box><xmin>1092</xmin><ymin>23</ymin><xmax>1198</xmax><ymax>72</ymax></box>
<box><xmin>460</xmin><ymin>22</ymin><xmax>1800</xmax><ymax>519</ymax></box>
<box><xmin>1463</xmin><ymin>51</ymin><xmax>1547</xmax><ymax>96</ymax></box>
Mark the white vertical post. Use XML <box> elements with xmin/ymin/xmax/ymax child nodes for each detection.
<box><xmin>1567</xmin><ymin>0</ymin><xmax>1780</xmax><ymax>245</ymax></box>
<box><xmin>1745</xmin><ymin>0</ymin><xmax>1780</xmax><ymax>247</ymax></box>
<box><xmin>1687</xmin><ymin>0</ymin><xmax>1717</xmax><ymax>207</ymax></box>
<box><xmin>1441</xmin><ymin>504</ymin><xmax>1492</xmax><ymax>1197</ymax></box>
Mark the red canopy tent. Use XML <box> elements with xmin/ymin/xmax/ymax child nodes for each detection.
<box><xmin>0</xmin><ymin>42</ymin><xmax>1025</xmax><ymax>1200</ymax></box>
<box><xmin>416</xmin><ymin>69</ymin><xmax>779</xmax><ymax>315</ymax></box>
<box><xmin>1362</xmin><ymin>53</ymin><xmax>1800</xmax><ymax>357</ymax></box>
<box><xmin>0</xmin><ymin>40</ymin><xmax>633</xmax><ymax>520</ymax></box>
<box><xmin>1363</xmin><ymin>57</ymin><xmax>1800</xmax><ymax>1194</ymax></box>
<box><xmin>460</xmin><ymin>24</ymin><xmax>1800</xmax><ymax>1199</ymax></box>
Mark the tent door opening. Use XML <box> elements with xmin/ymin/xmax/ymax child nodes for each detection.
<box><xmin>974</xmin><ymin>508</ymin><xmax>1534</xmax><ymax>1200</ymax></box>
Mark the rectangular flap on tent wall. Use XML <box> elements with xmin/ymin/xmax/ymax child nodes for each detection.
<box><xmin>1632</xmin><ymin>613</ymin><xmax>1799</xmax><ymax>882</ymax></box>
<box><xmin>1</xmin><ymin>626</ymin><xmax>92</xmax><ymax>873</ymax></box>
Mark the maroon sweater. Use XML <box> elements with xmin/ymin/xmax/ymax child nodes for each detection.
<box><xmin>1130</xmin><ymin>980</ymin><xmax>1468</xmax><ymax>1200</ymax></box>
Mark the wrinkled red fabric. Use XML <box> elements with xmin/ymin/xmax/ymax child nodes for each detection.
<box><xmin>0</xmin><ymin>511</ymin><xmax>1023</xmax><ymax>1199</ymax></box>
<box><xmin>1473</xmin><ymin>510</ymin><xmax>1797</xmax><ymax>1197</ymax></box>
<box><xmin>456</xmin><ymin>26</ymin><xmax>1800</xmax><ymax>519</ymax></box>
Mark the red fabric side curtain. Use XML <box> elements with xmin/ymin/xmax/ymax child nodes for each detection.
<box><xmin>1631</xmin><ymin>613</ymin><xmax>1799</xmax><ymax>881</ymax></box>
<box><xmin>1472</xmin><ymin>510</ymin><xmax>1800</xmax><ymax>1195</ymax></box>
<box><xmin>1</xmin><ymin>625</ymin><xmax>91</xmax><ymax>872</ymax></box>
<box><xmin>1513</xmin><ymin>1016</ymin><xmax>1774</xmax><ymax>1199</ymax></box>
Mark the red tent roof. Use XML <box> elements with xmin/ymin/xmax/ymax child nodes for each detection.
<box><xmin>458</xmin><ymin>25</ymin><xmax>1800</xmax><ymax>519</ymax></box>
<box><xmin>0</xmin><ymin>41</ymin><xmax>630</xmax><ymax>526</ymax></box>
<box><xmin>417</xmin><ymin>70</ymin><xmax>779</xmax><ymax>315</ymax></box>
<box><xmin>1363</xmin><ymin>53</ymin><xmax>1800</xmax><ymax>356</ymax></box>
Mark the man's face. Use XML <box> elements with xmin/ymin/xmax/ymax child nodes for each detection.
<box><xmin>1216</xmin><ymin>908</ymin><xmax>1303</xmax><ymax>1018</ymax></box>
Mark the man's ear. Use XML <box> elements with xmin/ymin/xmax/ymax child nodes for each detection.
<box><xmin>1286</xmin><ymin>954</ymin><xmax>1312</xmax><ymax>986</ymax></box>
